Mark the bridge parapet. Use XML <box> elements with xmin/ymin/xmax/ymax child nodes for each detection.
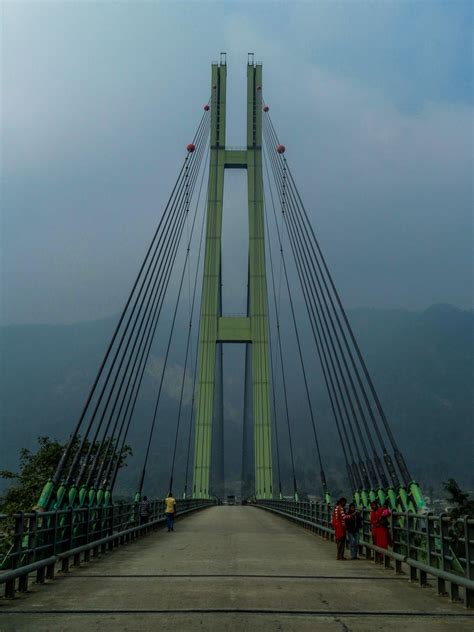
<box><xmin>256</xmin><ymin>499</ymin><xmax>474</xmax><ymax>609</ymax></box>
<box><xmin>0</xmin><ymin>498</ymin><xmax>215</xmax><ymax>599</ymax></box>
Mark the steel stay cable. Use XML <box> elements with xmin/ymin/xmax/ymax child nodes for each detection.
<box><xmin>178</xmin><ymin>155</ymin><xmax>195</xmax><ymax>494</ymax></box>
<box><xmin>63</xmin><ymin>113</ymin><xmax>210</xmax><ymax>487</ymax></box>
<box><xmin>264</xmin><ymin>117</ymin><xmax>378</xmax><ymax>456</ymax></box>
<box><xmin>79</xmin><ymin>192</ymin><xmax>189</xmax><ymax>488</ymax></box>
<box><xmin>136</xmin><ymin>140</ymin><xmax>209</xmax><ymax>495</ymax></box>
<box><xmin>268</xmin><ymin>179</ymin><xmax>362</xmax><ymax>490</ymax></box>
<box><xmin>263</xmin><ymin>203</ymin><xmax>283</xmax><ymax>498</ymax></box>
<box><xmin>265</xmin><ymin>111</ymin><xmax>404</xmax><ymax>485</ymax></box>
<box><xmin>265</xmin><ymin>145</ymin><xmax>378</xmax><ymax>491</ymax></box>
<box><xmin>286</xmin><ymin>160</ymin><xmax>403</xmax><ymax>484</ymax></box>
<box><xmin>168</xmin><ymin>149</ymin><xmax>210</xmax><ymax>494</ymax></box>
<box><xmin>81</xmin><ymin>119</ymin><xmax>211</xmax><ymax>488</ymax></box>
<box><xmin>263</xmin><ymin>149</ymin><xmax>328</xmax><ymax>495</ymax></box>
<box><xmin>279</xmin><ymin>172</ymin><xmax>384</xmax><ymax>488</ymax></box>
<box><xmin>279</xmin><ymin>162</ymin><xmax>391</xmax><ymax>487</ymax></box>
<box><xmin>98</xmin><ymin>201</ymin><xmax>191</xmax><ymax>489</ymax></box>
<box><xmin>183</xmin><ymin>365</ymin><xmax>198</xmax><ymax>498</ymax></box>
<box><xmin>101</xmin><ymin>127</ymin><xmax>210</xmax><ymax>491</ymax></box>
<box><xmin>183</xmin><ymin>185</ymin><xmax>208</xmax><ymax>498</ymax></box>
<box><xmin>112</xmin><ymin>122</ymin><xmax>211</xmax><ymax>494</ymax></box>
<box><xmin>263</xmin><ymin>133</ymin><xmax>364</xmax><ymax>490</ymax></box>
<box><xmin>267</xmin><ymin>328</ymin><xmax>283</xmax><ymax>498</ymax></box>
<box><xmin>97</xmin><ymin>178</ymin><xmax>196</xmax><ymax>482</ymax></box>
<box><xmin>106</xmin><ymin>207</ymin><xmax>191</xmax><ymax>492</ymax></box>
<box><xmin>284</xmin><ymin>149</ymin><xmax>407</xmax><ymax>475</ymax></box>
<box><xmin>274</xmin><ymin>256</ymin><xmax>298</xmax><ymax>497</ymax></box>
<box><xmin>274</xmin><ymin>156</ymin><xmax>286</xmax><ymax>485</ymax></box>
<box><xmin>108</xmin><ymin>179</ymin><xmax>208</xmax><ymax>492</ymax></box>
<box><xmin>264</xmin><ymin>126</ymin><xmax>389</xmax><ymax>490</ymax></box>
<box><xmin>68</xmin><ymin>167</ymin><xmax>190</xmax><ymax>486</ymax></box>
<box><xmin>264</xmin><ymin>125</ymin><xmax>373</xmax><ymax>489</ymax></box>
<box><xmin>94</xmin><ymin>196</ymin><xmax>192</xmax><ymax>489</ymax></box>
<box><xmin>91</xmin><ymin>110</ymin><xmax>209</xmax><ymax>464</ymax></box>
<box><xmin>73</xmin><ymin>141</ymin><xmax>206</xmax><ymax>488</ymax></box>
<box><xmin>263</xmin><ymin>138</ymin><xmax>359</xmax><ymax>490</ymax></box>
<box><xmin>104</xmin><ymin>124</ymin><xmax>210</xmax><ymax>491</ymax></box>
<box><xmin>52</xmin><ymin>109</ymin><xmax>209</xmax><ymax>487</ymax></box>
<box><xmin>264</xmin><ymin>265</ymin><xmax>283</xmax><ymax>498</ymax></box>
<box><xmin>182</xmin><ymin>188</ymin><xmax>209</xmax><ymax>498</ymax></box>
<box><xmin>84</xmin><ymin>190</ymin><xmax>192</xmax><ymax>489</ymax></box>
<box><xmin>263</xmin><ymin>157</ymin><xmax>298</xmax><ymax>498</ymax></box>
<box><xmin>263</xmin><ymin>120</ymin><xmax>381</xmax><ymax>473</ymax></box>
<box><xmin>182</xmin><ymin>278</ymin><xmax>204</xmax><ymax>498</ymax></box>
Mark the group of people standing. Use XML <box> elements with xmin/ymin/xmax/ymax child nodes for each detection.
<box><xmin>331</xmin><ymin>497</ymin><xmax>391</xmax><ymax>561</ymax></box>
<box><xmin>331</xmin><ymin>497</ymin><xmax>362</xmax><ymax>560</ymax></box>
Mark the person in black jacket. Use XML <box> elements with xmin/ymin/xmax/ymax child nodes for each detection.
<box><xmin>139</xmin><ymin>496</ymin><xmax>150</xmax><ymax>525</ymax></box>
<box><xmin>345</xmin><ymin>502</ymin><xmax>362</xmax><ymax>560</ymax></box>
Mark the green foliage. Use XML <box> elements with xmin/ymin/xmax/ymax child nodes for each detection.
<box><xmin>0</xmin><ymin>436</ymin><xmax>132</xmax><ymax>514</ymax></box>
<box><xmin>443</xmin><ymin>479</ymin><xmax>473</xmax><ymax>566</ymax></box>
<box><xmin>0</xmin><ymin>437</ymin><xmax>63</xmax><ymax>514</ymax></box>
<box><xmin>1</xmin><ymin>305</ymin><xmax>472</xmax><ymax>497</ymax></box>
<box><xmin>443</xmin><ymin>478</ymin><xmax>474</xmax><ymax>519</ymax></box>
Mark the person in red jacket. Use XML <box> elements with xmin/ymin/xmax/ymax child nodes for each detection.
<box><xmin>370</xmin><ymin>500</ymin><xmax>379</xmax><ymax>547</ymax></box>
<box><xmin>331</xmin><ymin>497</ymin><xmax>347</xmax><ymax>560</ymax></box>
<box><xmin>370</xmin><ymin>500</ymin><xmax>391</xmax><ymax>562</ymax></box>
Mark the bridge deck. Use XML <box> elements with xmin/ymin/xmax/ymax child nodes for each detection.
<box><xmin>1</xmin><ymin>506</ymin><xmax>472</xmax><ymax>631</ymax></box>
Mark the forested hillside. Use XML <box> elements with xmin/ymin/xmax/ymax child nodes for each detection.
<box><xmin>1</xmin><ymin>304</ymin><xmax>472</xmax><ymax>498</ymax></box>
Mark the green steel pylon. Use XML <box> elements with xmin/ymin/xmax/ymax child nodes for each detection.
<box><xmin>192</xmin><ymin>58</ymin><xmax>273</xmax><ymax>500</ymax></box>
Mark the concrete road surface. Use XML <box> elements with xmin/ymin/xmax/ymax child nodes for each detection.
<box><xmin>1</xmin><ymin>506</ymin><xmax>472</xmax><ymax>631</ymax></box>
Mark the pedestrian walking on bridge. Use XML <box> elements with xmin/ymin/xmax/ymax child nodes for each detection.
<box><xmin>165</xmin><ymin>492</ymin><xmax>177</xmax><ymax>532</ymax></box>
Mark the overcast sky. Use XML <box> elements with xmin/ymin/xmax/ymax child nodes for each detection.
<box><xmin>1</xmin><ymin>1</ymin><xmax>472</xmax><ymax>325</ymax></box>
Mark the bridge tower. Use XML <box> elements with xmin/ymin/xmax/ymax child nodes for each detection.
<box><xmin>192</xmin><ymin>56</ymin><xmax>273</xmax><ymax>499</ymax></box>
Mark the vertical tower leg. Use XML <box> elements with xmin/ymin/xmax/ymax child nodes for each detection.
<box><xmin>193</xmin><ymin>62</ymin><xmax>226</xmax><ymax>499</ymax></box>
<box><xmin>247</xmin><ymin>63</ymin><xmax>273</xmax><ymax>499</ymax></box>
<box><xmin>211</xmin><ymin>337</ymin><xmax>224</xmax><ymax>499</ymax></box>
<box><xmin>241</xmin><ymin>341</ymin><xmax>254</xmax><ymax>499</ymax></box>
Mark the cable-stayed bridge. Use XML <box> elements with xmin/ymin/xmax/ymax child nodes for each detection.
<box><xmin>1</xmin><ymin>55</ymin><xmax>472</xmax><ymax>630</ymax></box>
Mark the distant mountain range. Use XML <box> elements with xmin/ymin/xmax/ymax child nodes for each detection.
<box><xmin>1</xmin><ymin>304</ymin><xmax>472</xmax><ymax>498</ymax></box>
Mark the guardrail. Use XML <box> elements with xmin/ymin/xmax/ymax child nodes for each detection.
<box><xmin>256</xmin><ymin>499</ymin><xmax>474</xmax><ymax>609</ymax></box>
<box><xmin>0</xmin><ymin>498</ymin><xmax>214</xmax><ymax>598</ymax></box>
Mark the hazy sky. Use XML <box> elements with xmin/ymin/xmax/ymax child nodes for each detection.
<box><xmin>1</xmin><ymin>1</ymin><xmax>472</xmax><ymax>325</ymax></box>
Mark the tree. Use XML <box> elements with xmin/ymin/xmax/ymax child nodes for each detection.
<box><xmin>0</xmin><ymin>436</ymin><xmax>132</xmax><ymax>514</ymax></box>
<box><xmin>444</xmin><ymin>478</ymin><xmax>474</xmax><ymax>519</ymax></box>
<box><xmin>443</xmin><ymin>479</ymin><xmax>473</xmax><ymax>567</ymax></box>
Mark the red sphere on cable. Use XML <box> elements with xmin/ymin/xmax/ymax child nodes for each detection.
<box><xmin>187</xmin><ymin>143</ymin><xmax>196</xmax><ymax>153</ymax></box>
<box><xmin>263</xmin><ymin>105</ymin><xmax>269</xmax><ymax>112</ymax></box>
<box><xmin>204</xmin><ymin>104</ymin><xmax>210</xmax><ymax>111</ymax></box>
<box><xmin>276</xmin><ymin>144</ymin><xmax>286</xmax><ymax>154</ymax></box>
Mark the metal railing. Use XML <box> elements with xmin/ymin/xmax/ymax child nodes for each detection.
<box><xmin>0</xmin><ymin>498</ymin><xmax>214</xmax><ymax>598</ymax></box>
<box><xmin>256</xmin><ymin>499</ymin><xmax>474</xmax><ymax>609</ymax></box>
